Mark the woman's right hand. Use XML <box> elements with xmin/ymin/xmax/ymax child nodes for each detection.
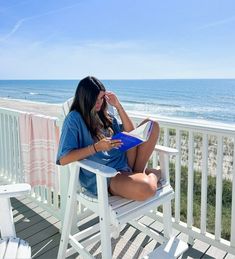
<box><xmin>95</xmin><ymin>138</ymin><xmax>122</xmax><ymax>152</ymax></box>
<box><xmin>105</xmin><ymin>91</ymin><xmax>121</xmax><ymax>109</ymax></box>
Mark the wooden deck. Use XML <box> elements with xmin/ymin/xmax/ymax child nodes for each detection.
<box><xmin>10</xmin><ymin>195</ymin><xmax>235</xmax><ymax>259</ymax></box>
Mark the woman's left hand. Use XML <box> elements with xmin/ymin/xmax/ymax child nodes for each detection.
<box><xmin>105</xmin><ymin>91</ymin><xmax>121</xmax><ymax>108</ymax></box>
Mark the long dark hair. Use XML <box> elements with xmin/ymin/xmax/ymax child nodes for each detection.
<box><xmin>70</xmin><ymin>76</ymin><xmax>113</xmax><ymax>139</ymax></box>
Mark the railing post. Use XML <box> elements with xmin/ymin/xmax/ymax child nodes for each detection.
<box><xmin>201</xmin><ymin>133</ymin><xmax>208</xmax><ymax>235</ymax></box>
<box><xmin>175</xmin><ymin>128</ymin><xmax>181</xmax><ymax>224</ymax></box>
<box><xmin>187</xmin><ymin>130</ymin><xmax>194</xmax><ymax>245</ymax></box>
<box><xmin>215</xmin><ymin>135</ymin><xmax>223</xmax><ymax>241</ymax></box>
<box><xmin>231</xmin><ymin>138</ymin><xmax>235</xmax><ymax>247</ymax></box>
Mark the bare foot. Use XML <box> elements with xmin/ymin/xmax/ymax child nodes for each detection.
<box><xmin>145</xmin><ymin>168</ymin><xmax>161</xmax><ymax>179</ymax></box>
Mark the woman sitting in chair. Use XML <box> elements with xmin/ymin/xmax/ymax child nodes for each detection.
<box><xmin>57</xmin><ymin>76</ymin><xmax>160</xmax><ymax>201</ymax></box>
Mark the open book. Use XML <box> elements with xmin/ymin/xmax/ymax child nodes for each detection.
<box><xmin>112</xmin><ymin>121</ymin><xmax>154</xmax><ymax>151</ymax></box>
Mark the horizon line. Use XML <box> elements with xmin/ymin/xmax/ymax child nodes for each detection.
<box><xmin>0</xmin><ymin>77</ymin><xmax>235</xmax><ymax>81</ymax></box>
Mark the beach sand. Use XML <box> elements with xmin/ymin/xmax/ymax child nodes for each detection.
<box><xmin>164</xmin><ymin>134</ymin><xmax>234</xmax><ymax>181</ymax></box>
<box><xmin>0</xmin><ymin>97</ymin><xmax>233</xmax><ymax>180</ymax></box>
<box><xmin>0</xmin><ymin>98</ymin><xmax>60</xmax><ymax>117</ymax></box>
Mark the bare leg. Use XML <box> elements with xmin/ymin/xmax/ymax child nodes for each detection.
<box><xmin>133</xmin><ymin>120</ymin><xmax>160</xmax><ymax>172</ymax></box>
<box><xmin>126</xmin><ymin>119</ymin><xmax>149</xmax><ymax>169</ymax></box>
<box><xmin>109</xmin><ymin>172</ymin><xmax>158</xmax><ymax>201</ymax></box>
<box><xmin>126</xmin><ymin>147</ymin><xmax>137</xmax><ymax>169</ymax></box>
<box><xmin>126</xmin><ymin>119</ymin><xmax>159</xmax><ymax>171</ymax></box>
<box><xmin>126</xmin><ymin>119</ymin><xmax>152</xmax><ymax>169</ymax></box>
<box><xmin>110</xmin><ymin>119</ymin><xmax>160</xmax><ymax>201</ymax></box>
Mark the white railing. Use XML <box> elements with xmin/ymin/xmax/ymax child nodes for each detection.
<box><xmin>129</xmin><ymin>112</ymin><xmax>235</xmax><ymax>255</ymax></box>
<box><xmin>0</xmin><ymin>106</ymin><xmax>235</xmax><ymax>255</ymax></box>
<box><xmin>0</xmin><ymin>107</ymin><xmax>61</xmax><ymax>219</ymax></box>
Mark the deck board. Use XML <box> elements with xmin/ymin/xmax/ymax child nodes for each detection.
<box><xmin>32</xmin><ymin>233</ymin><xmax>61</xmax><ymax>258</ymax></box>
<box><xmin>1</xmin><ymin>193</ymin><xmax>234</xmax><ymax>258</ymax></box>
<box><xmin>206</xmin><ymin>246</ymin><xmax>227</xmax><ymax>259</ymax></box>
<box><xmin>181</xmin><ymin>239</ymin><xmax>210</xmax><ymax>258</ymax></box>
<box><xmin>225</xmin><ymin>254</ymin><xmax>235</xmax><ymax>259</ymax></box>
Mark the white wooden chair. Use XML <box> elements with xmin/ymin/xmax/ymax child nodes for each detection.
<box><xmin>57</xmin><ymin>98</ymin><xmax>188</xmax><ymax>258</ymax></box>
<box><xmin>0</xmin><ymin>183</ymin><xmax>31</xmax><ymax>259</ymax></box>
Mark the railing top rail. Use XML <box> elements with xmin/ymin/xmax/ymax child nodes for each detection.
<box><xmin>128</xmin><ymin>112</ymin><xmax>235</xmax><ymax>135</ymax></box>
<box><xmin>0</xmin><ymin>106</ymin><xmax>23</xmax><ymax>116</ymax></box>
<box><xmin>0</xmin><ymin>106</ymin><xmax>58</xmax><ymax>121</ymax></box>
<box><xmin>1</xmin><ymin>106</ymin><xmax>235</xmax><ymax>135</ymax></box>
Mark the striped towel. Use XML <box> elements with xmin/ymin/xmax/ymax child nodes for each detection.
<box><xmin>19</xmin><ymin>112</ymin><xmax>59</xmax><ymax>191</ymax></box>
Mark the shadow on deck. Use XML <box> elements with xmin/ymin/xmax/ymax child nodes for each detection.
<box><xmin>12</xmin><ymin>196</ymin><xmax>234</xmax><ymax>259</ymax></box>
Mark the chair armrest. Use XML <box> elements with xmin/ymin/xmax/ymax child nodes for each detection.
<box><xmin>76</xmin><ymin>159</ymin><xmax>118</xmax><ymax>178</ymax></box>
<box><xmin>155</xmin><ymin>145</ymin><xmax>178</xmax><ymax>155</ymax></box>
<box><xmin>154</xmin><ymin>145</ymin><xmax>178</xmax><ymax>183</ymax></box>
<box><xmin>0</xmin><ymin>183</ymin><xmax>31</xmax><ymax>199</ymax></box>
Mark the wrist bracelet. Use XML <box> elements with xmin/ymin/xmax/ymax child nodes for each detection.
<box><xmin>93</xmin><ymin>144</ymin><xmax>98</xmax><ymax>153</ymax></box>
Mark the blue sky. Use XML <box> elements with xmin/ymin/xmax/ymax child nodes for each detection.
<box><xmin>0</xmin><ymin>0</ymin><xmax>235</xmax><ymax>79</ymax></box>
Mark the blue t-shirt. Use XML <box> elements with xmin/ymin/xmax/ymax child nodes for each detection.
<box><xmin>56</xmin><ymin>110</ymin><xmax>130</xmax><ymax>196</ymax></box>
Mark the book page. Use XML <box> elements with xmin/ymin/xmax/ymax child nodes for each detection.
<box><xmin>111</xmin><ymin>121</ymin><xmax>154</xmax><ymax>152</ymax></box>
<box><xmin>129</xmin><ymin>121</ymin><xmax>153</xmax><ymax>141</ymax></box>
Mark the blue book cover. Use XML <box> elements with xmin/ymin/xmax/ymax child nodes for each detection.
<box><xmin>112</xmin><ymin>121</ymin><xmax>153</xmax><ymax>152</ymax></box>
<box><xmin>112</xmin><ymin>132</ymin><xmax>143</xmax><ymax>151</ymax></box>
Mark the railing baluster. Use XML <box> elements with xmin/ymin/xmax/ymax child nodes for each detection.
<box><xmin>2</xmin><ymin>113</ymin><xmax>8</xmax><ymax>178</ymax></box>
<box><xmin>35</xmin><ymin>186</ymin><xmax>40</xmax><ymax>201</ymax></box>
<box><xmin>201</xmin><ymin>133</ymin><xmax>208</xmax><ymax>234</ymax></box>
<box><xmin>175</xmin><ymin>128</ymin><xmax>181</xmax><ymax>223</ymax></box>
<box><xmin>13</xmin><ymin>116</ymin><xmax>19</xmax><ymax>182</ymax></box>
<box><xmin>12</xmin><ymin>116</ymin><xmax>16</xmax><ymax>180</ymax></box>
<box><xmin>215</xmin><ymin>135</ymin><xmax>223</xmax><ymax>241</ymax></box>
<box><xmin>16</xmin><ymin>112</ymin><xmax>24</xmax><ymax>183</ymax></box>
<box><xmin>0</xmin><ymin>114</ymin><xmax>3</xmax><ymax>176</ymax></box>
<box><xmin>3</xmin><ymin>114</ymin><xmax>7</xmax><ymax>178</ymax></box>
<box><xmin>152</xmin><ymin>150</ymin><xmax>158</xmax><ymax>168</ymax></box>
<box><xmin>231</xmin><ymin>137</ymin><xmax>235</xmax><ymax>247</ymax></box>
<box><xmin>54</xmin><ymin>189</ymin><xmax>59</xmax><ymax>210</ymax></box>
<box><xmin>187</xmin><ymin>131</ymin><xmax>194</xmax><ymax>234</ymax></box>
<box><xmin>164</xmin><ymin>127</ymin><xmax>169</xmax><ymax>146</ymax></box>
<box><xmin>47</xmin><ymin>188</ymin><xmax>52</xmax><ymax>206</ymax></box>
<box><xmin>163</xmin><ymin>128</ymin><xmax>170</xmax><ymax>189</ymax></box>
<box><xmin>6</xmin><ymin>115</ymin><xmax>11</xmax><ymax>180</ymax></box>
<box><xmin>15</xmin><ymin>115</ymin><xmax>20</xmax><ymax>182</ymax></box>
<box><xmin>9</xmin><ymin>115</ymin><xmax>15</xmax><ymax>182</ymax></box>
<box><xmin>9</xmin><ymin>114</ymin><xmax>14</xmax><ymax>181</ymax></box>
<box><xmin>41</xmin><ymin>186</ymin><xmax>46</xmax><ymax>203</ymax></box>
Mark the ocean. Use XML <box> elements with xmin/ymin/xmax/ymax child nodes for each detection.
<box><xmin>0</xmin><ymin>79</ymin><xmax>235</xmax><ymax>124</ymax></box>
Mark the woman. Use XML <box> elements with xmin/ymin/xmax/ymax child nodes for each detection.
<box><xmin>57</xmin><ymin>76</ymin><xmax>160</xmax><ymax>201</ymax></box>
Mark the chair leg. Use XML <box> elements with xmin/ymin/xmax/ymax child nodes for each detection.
<box><xmin>162</xmin><ymin>200</ymin><xmax>173</xmax><ymax>239</ymax></box>
<box><xmin>57</xmin><ymin>170</ymin><xmax>78</xmax><ymax>259</ymax></box>
<box><xmin>0</xmin><ymin>198</ymin><xmax>16</xmax><ymax>238</ymax></box>
<box><xmin>96</xmin><ymin>175</ymin><xmax>112</xmax><ymax>259</ymax></box>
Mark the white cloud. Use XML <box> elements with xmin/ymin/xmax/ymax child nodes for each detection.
<box><xmin>0</xmin><ymin>1</ymin><xmax>84</xmax><ymax>42</ymax></box>
<box><xmin>0</xmin><ymin>19</ymin><xmax>25</xmax><ymax>42</ymax></box>
<box><xmin>198</xmin><ymin>16</ymin><xmax>235</xmax><ymax>30</ymax></box>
